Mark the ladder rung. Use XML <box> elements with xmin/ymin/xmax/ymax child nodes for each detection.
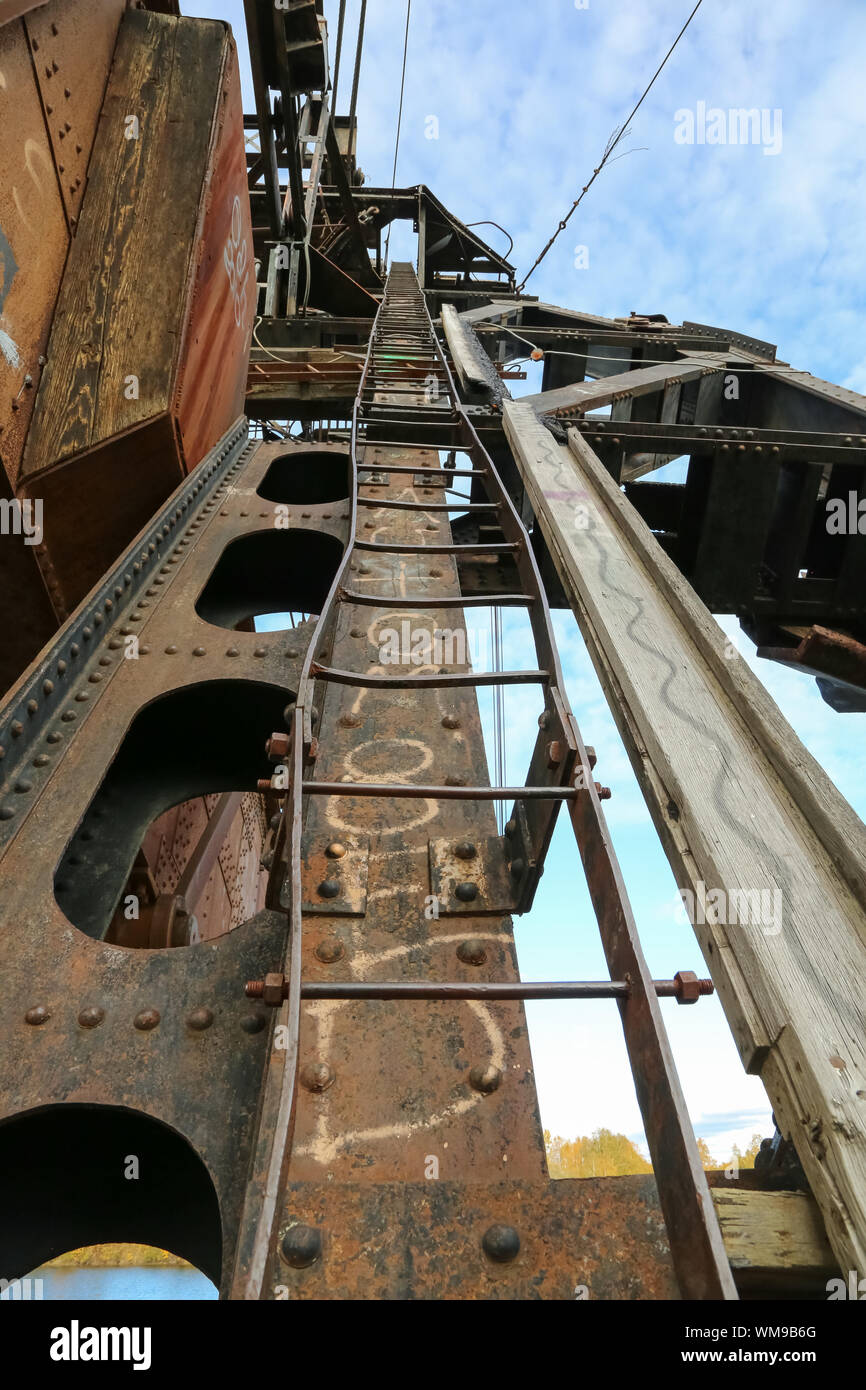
<box><xmin>308</xmin><ymin>664</ymin><xmax>549</xmax><ymax>689</ymax></box>
<box><xmin>282</xmin><ymin>979</ymin><xmax>709</xmax><ymax>1002</ymax></box>
<box><xmin>339</xmin><ymin>589</ymin><xmax>534</xmax><ymax>609</ymax></box>
<box><xmin>353</xmin><ymin>540</ymin><xmax>520</xmax><ymax>554</ymax></box>
<box><xmin>357</xmin><ymin>463</ymin><xmax>485</xmax><ymax>477</ymax></box>
<box><xmin>356</xmin><ymin>498</ymin><xmax>498</xmax><ymax>512</ymax></box>
<box><xmin>301</xmin><ymin>780</ymin><xmax>571</xmax><ymax>799</ymax></box>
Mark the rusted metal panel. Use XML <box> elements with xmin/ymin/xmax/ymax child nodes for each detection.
<box><xmin>0</xmin><ymin>15</ymin><xmax>70</xmax><ymax>488</ymax></box>
<box><xmin>300</xmin><ymin>832</ymin><xmax>369</xmax><ymax>915</ymax></box>
<box><xmin>271</xmin><ymin>1179</ymin><xmax>678</xmax><ymax>1300</ymax></box>
<box><xmin>0</xmin><ymin>2</ymin><xmax>47</xmax><ymax>26</ymax></box>
<box><xmin>428</xmin><ymin>833</ymin><xmax>519</xmax><ymax>914</ymax></box>
<box><xmin>25</xmin><ymin>0</ymin><xmax>127</xmax><ymax>227</ymax></box>
<box><xmin>174</xmin><ymin>31</ymin><xmax>255</xmax><ymax>469</ymax></box>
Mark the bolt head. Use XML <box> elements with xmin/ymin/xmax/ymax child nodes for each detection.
<box><xmin>281</xmin><ymin>1224</ymin><xmax>322</xmax><ymax>1269</ymax></box>
<box><xmin>456</xmin><ymin>881</ymin><xmax>478</xmax><ymax>903</ymax></box>
<box><xmin>267</xmin><ymin>731</ymin><xmax>291</xmax><ymax>762</ymax></box>
<box><xmin>455</xmin><ymin>841</ymin><xmax>477</xmax><ymax>861</ymax></box>
<box><xmin>78</xmin><ymin>1006</ymin><xmax>104</xmax><ymax>1029</ymax></box>
<box><xmin>325</xmin><ymin>842</ymin><xmax>347</xmax><ymax>859</ymax></box>
<box><xmin>187</xmin><ymin>1007</ymin><xmax>214</xmax><ymax>1031</ymax></box>
<box><xmin>315</xmin><ymin>937</ymin><xmax>345</xmax><ymax>964</ymax></box>
<box><xmin>457</xmin><ymin>939</ymin><xmax>487</xmax><ymax>967</ymax></box>
<box><xmin>469</xmin><ymin>1065</ymin><xmax>502</xmax><ymax>1095</ymax></box>
<box><xmin>133</xmin><ymin>1009</ymin><xmax>160</xmax><ymax>1031</ymax></box>
<box><xmin>674</xmin><ymin>970</ymin><xmax>700</xmax><ymax>1005</ymax></box>
<box><xmin>546</xmin><ymin>740</ymin><xmax>563</xmax><ymax>769</ymax></box>
<box><xmin>300</xmin><ymin>1061</ymin><xmax>335</xmax><ymax>1093</ymax></box>
<box><xmin>317</xmin><ymin>879</ymin><xmax>341</xmax><ymax>900</ymax></box>
<box><xmin>482</xmin><ymin>1224</ymin><xmax>520</xmax><ymax>1263</ymax></box>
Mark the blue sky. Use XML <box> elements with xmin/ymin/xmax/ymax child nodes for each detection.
<box><xmin>188</xmin><ymin>0</ymin><xmax>866</xmax><ymax>1161</ymax></box>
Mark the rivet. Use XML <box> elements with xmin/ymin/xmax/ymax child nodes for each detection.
<box><xmin>25</xmin><ymin>1006</ymin><xmax>50</xmax><ymax>1026</ymax></box>
<box><xmin>33</xmin><ymin>755</ymin><xmax>49</xmax><ymax>768</ymax></box>
<box><xmin>300</xmin><ymin>1061</ymin><xmax>335</xmax><ymax>1093</ymax></box>
<box><xmin>187</xmin><ymin>1007</ymin><xmax>214</xmax><ymax>1031</ymax></box>
<box><xmin>469</xmin><ymin>1065</ymin><xmax>502</xmax><ymax>1094</ymax></box>
<box><xmin>280</xmin><ymin>1224</ymin><xmax>322</xmax><ymax>1269</ymax></box>
<box><xmin>226</xmin><ymin>647</ymin><xmax>239</xmax><ymax>658</ymax></box>
<box><xmin>43</xmin><ymin>680</ymin><xmax>54</xmax><ymax>695</ymax></box>
<box><xmin>254</xmin><ymin>647</ymin><xmax>267</xmax><ymax>658</ymax></box>
<box><xmin>241</xmin><ymin>1012</ymin><xmax>266</xmax><ymax>1034</ymax></box>
<box><xmin>315</xmin><ymin>938</ymin><xmax>344</xmax><ymax>964</ymax></box>
<box><xmin>165</xmin><ymin>645</ymin><xmax>178</xmax><ymax>655</ymax></box>
<box><xmin>133</xmin><ymin>1009</ymin><xmax>160</xmax><ymax>1031</ymax></box>
<box><xmin>10</xmin><ymin>721</ymin><xmax>23</xmax><ymax>736</ymax></box>
<box><xmin>442</xmin><ymin>715</ymin><xmax>460</xmax><ymax>730</ymax></box>
<box><xmin>456</xmin><ymin>882</ymin><xmax>478</xmax><ymax>903</ymax></box>
<box><xmin>482</xmin><ymin>1224</ymin><xmax>520</xmax><ymax>1263</ymax></box>
<box><xmin>457</xmin><ymin>939</ymin><xmax>486</xmax><ymax>966</ymax></box>
<box><xmin>326</xmin><ymin>842</ymin><xmax>347</xmax><ymax>859</ymax></box>
<box><xmin>455</xmin><ymin>842</ymin><xmax>476</xmax><ymax>860</ymax></box>
<box><xmin>318</xmin><ymin>880</ymin><xmax>340</xmax><ymax>900</ymax></box>
<box><xmin>193</xmin><ymin>647</ymin><xmax>206</xmax><ymax>657</ymax></box>
<box><xmin>78</xmin><ymin>1006</ymin><xmax>105</xmax><ymax>1029</ymax></box>
<box><xmin>350</xmin><ymin>628</ymin><xmax>365</xmax><ymax>639</ymax></box>
<box><xmin>504</xmin><ymin>818</ymin><xmax>517</xmax><ymax>839</ymax></box>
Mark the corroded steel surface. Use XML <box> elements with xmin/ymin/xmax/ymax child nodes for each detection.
<box><xmin>0</xmin><ymin>14</ymin><xmax>70</xmax><ymax>488</ymax></box>
<box><xmin>0</xmin><ymin>424</ymin><xmax>353</xmax><ymax>1288</ymax></box>
<box><xmin>273</xmin><ymin>1179</ymin><xmax>678</xmax><ymax>1300</ymax></box>
<box><xmin>175</xmin><ymin>29</ymin><xmax>255</xmax><ymax>469</ymax></box>
<box><xmin>25</xmin><ymin>0</ymin><xmax>127</xmax><ymax>226</ymax></box>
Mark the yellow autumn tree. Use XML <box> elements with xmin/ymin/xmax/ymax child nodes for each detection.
<box><xmin>545</xmin><ymin>1128</ymin><xmax>652</xmax><ymax>1178</ymax></box>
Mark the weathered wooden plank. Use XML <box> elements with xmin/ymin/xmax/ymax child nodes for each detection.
<box><xmin>22</xmin><ymin>9</ymin><xmax>226</xmax><ymax>473</ymax></box>
<box><xmin>712</xmin><ymin>1188</ymin><xmax>837</xmax><ymax>1296</ymax></box>
<box><xmin>503</xmin><ymin>397</ymin><xmax>866</xmax><ymax>1282</ymax></box>
<box><xmin>441</xmin><ymin>302</ymin><xmax>493</xmax><ymax>399</ymax></box>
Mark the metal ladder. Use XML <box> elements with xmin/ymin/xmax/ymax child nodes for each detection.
<box><xmin>240</xmin><ymin>264</ymin><xmax>737</xmax><ymax>1300</ymax></box>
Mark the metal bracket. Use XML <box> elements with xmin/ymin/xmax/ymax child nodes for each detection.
<box><xmin>428</xmin><ymin>834</ymin><xmax>520</xmax><ymax>914</ymax></box>
<box><xmin>296</xmin><ymin>833</ymin><xmax>369</xmax><ymax>915</ymax></box>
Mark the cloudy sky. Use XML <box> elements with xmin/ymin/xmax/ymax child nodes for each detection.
<box><xmin>188</xmin><ymin>0</ymin><xmax>866</xmax><ymax>1162</ymax></box>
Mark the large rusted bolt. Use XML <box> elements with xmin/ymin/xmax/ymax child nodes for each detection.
<box><xmin>673</xmin><ymin>970</ymin><xmax>713</xmax><ymax>1005</ymax></box>
<box><xmin>247</xmin><ymin>972</ymin><xmax>288</xmax><ymax>1008</ymax></box>
<box><xmin>266</xmin><ymin>731</ymin><xmax>291</xmax><ymax>763</ymax></box>
<box><xmin>594</xmin><ymin>783</ymin><xmax>612</xmax><ymax>801</ymax></box>
<box><xmin>546</xmin><ymin>740</ymin><xmax>563</xmax><ymax>769</ymax></box>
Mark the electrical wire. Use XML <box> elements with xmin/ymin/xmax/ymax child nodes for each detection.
<box><xmin>465</xmin><ymin>220</ymin><xmax>515</xmax><ymax>260</ymax></box>
<box><xmin>383</xmin><ymin>0</ymin><xmax>412</xmax><ymax>272</ymax></box>
<box><xmin>517</xmin><ymin>0</ymin><xmax>706</xmax><ymax>291</ymax></box>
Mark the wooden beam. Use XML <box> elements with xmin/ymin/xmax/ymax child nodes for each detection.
<box><xmin>712</xmin><ymin>1188</ymin><xmax>838</xmax><ymax>1297</ymax></box>
<box><xmin>503</xmin><ymin>398</ymin><xmax>866</xmax><ymax>1283</ymax></box>
<box><xmin>441</xmin><ymin>303</ymin><xmax>492</xmax><ymax>399</ymax></box>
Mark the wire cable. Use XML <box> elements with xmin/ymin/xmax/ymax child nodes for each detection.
<box><xmin>517</xmin><ymin>0</ymin><xmax>705</xmax><ymax>291</ymax></box>
<box><xmin>331</xmin><ymin>0</ymin><xmax>347</xmax><ymax>112</ymax></box>
<box><xmin>348</xmin><ymin>0</ymin><xmax>368</xmax><ymax>149</ymax></box>
<box><xmin>384</xmin><ymin>0</ymin><xmax>412</xmax><ymax>272</ymax></box>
